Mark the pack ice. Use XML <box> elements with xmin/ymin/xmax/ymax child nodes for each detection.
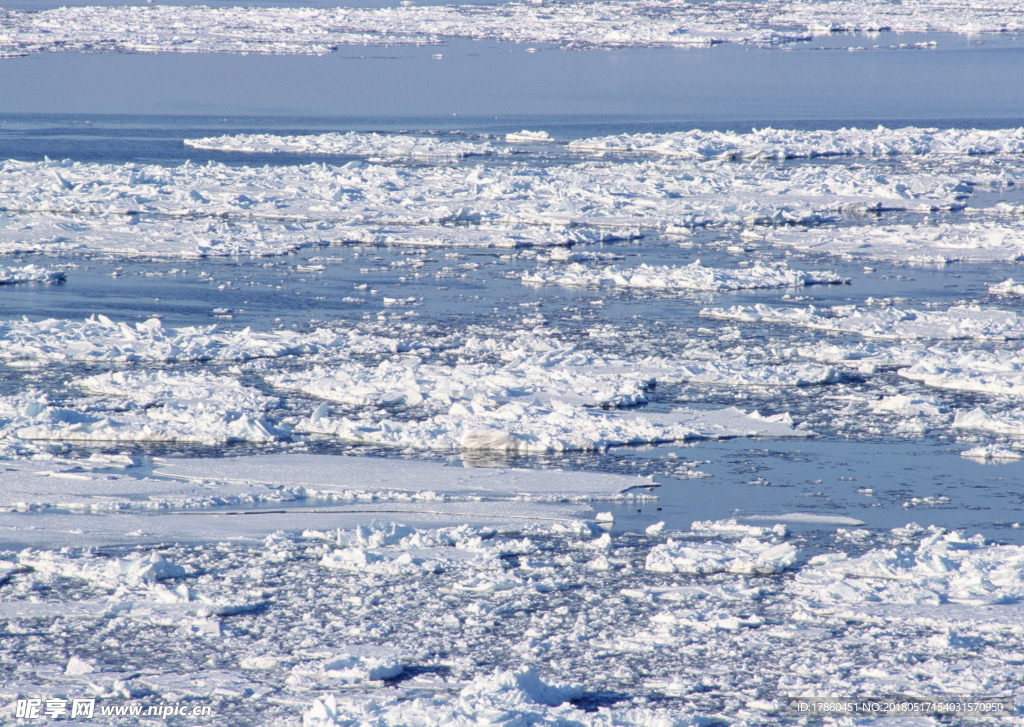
<box><xmin>5</xmin><ymin>125</ymin><xmax>1022</xmax><ymax>257</ymax></box>
<box><xmin>1</xmin><ymin>1</ymin><xmax>1022</xmax><ymax>56</ymax></box>
<box><xmin>7</xmin><ymin>515</ymin><xmax>1023</xmax><ymax>724</ymax></box>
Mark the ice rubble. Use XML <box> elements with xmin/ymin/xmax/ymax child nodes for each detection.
<box><xmin>194</xmin><ymin>125</ymin><xmax>1024</xmax><ymax>161</ymax></box>
<box><xmin>2</xmin><ymin>130</ymin><xmax>1009</xmax><ymax>257</ymax></box>
<box><xmin>0</xmin><ymin>313</ymin><xmax>815</xmax><ymax>449</ymax></box>
<box><xmin>9</xmin><ymin>394</ymin><xmax>287</xmax><ymax>446</ymax></box>
<box><xmin>302</xmin><ymin>400</ymin><xmax>800</xmax><ymax>453</ymax></box>
<box><xmin>267</xmin><ymin>342</ymin><xmax>808</xmax><ymax>452</ymax></box>
<box><xmin>522</xmin><ymin>260</ymin><xmax>847</xmax><ymax>291</ymax></box>
<box><xmin>2</xmin><ymin>1</ymin><xmax>1023</xmax><ymax>57</ymax></box>
<box><xmin>646</xmin><ymin>537</ymin><xmax>797</xmax><ymax>575</ymax></box>
<box><xmin>794</xmin><ymin>528</ymin><xmax>1024</xmax><ymax>606</ymax></box>
<box><xmin>303</xmin><ymin>667</ymin><xmax>692</xmax><ymax>727</ymax></box>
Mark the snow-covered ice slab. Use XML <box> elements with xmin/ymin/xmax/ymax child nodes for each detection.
<box><xmin>0</xmin><ymin>502</ymin><xmax>599</xmax><ymax>550</ymax></box>
<box><xmin>522</xmin><ymin>260</ymin><xmax>847</xmax><ymax>291</ymax></box>
<box><xmin>0</xmin><ymin>458</ymin><xmax>303</xmax><ymax>513</ymax></box>
<box><xmin>155</xmin><ymin>453</ymin><xmax>650</xmax><ymax>502</ymax></box>
<box><xmin>0</xmin><ymin>453</ymin><xmax>650</xmax><ymax>548</ymax></box>
<box><xmin>0</xmin><ymin>315</ymin><xmax>389</xmax><ymax>364</ymax></box>
<box><xmin>2</xmin><ymin>2</ymin><xmax>1023</xmax><ymax>57</ymax></box>
<box><xmin>702</xmin><ymin>303</ymin><xmax>1024</xmax><ymax>341</ymax></box>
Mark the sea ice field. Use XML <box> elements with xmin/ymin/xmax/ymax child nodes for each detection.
<box><xmin>2</xmin><ymin>1</ymin><xmax>1024</xmax><ymax>724</ymax></box>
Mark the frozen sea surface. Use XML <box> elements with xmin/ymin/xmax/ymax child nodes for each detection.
<box><xmin>2</xmin><ymin>10</ymin><xmax>1024</xmax><ymax>725</ymax></box>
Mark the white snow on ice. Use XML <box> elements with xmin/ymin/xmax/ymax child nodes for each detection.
<box><xmin>702</xmin><ymin>302</ymin><xmax>1024</xmax><ymax>341</ymax></box>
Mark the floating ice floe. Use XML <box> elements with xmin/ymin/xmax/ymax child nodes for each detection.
<box><xmin>0</xmin><ymin>264</ymin><xmax>64</xmax><ymax>285</ymax></box>
<box><xmin>0</xmin><ymin>314</ymin><xmax>393</xmax><ymax>363</ymax></box>
<box><xmin>155</xmin><ymin>453</ymin><xmax>648</xmax><ymax>503</ymax></box>
<box><xmin>268</xmin><ymin>330</ymin><xmax>837</xmax><ymax>415</ymax></box>
<box><xmin>990</xmin><ymin>278</ymin><xmax>1024</xmax><ymax>296</ymax></box>
<box><xmin>0</xmin><ymin>457</ymin><xmax>306</xmax><ymax>513</ymax></box>
<box><xmin>506</xmin><ymin>130</ymin><xmax>553</xmax><ymax>143</ymax></box>
<box><xmin>867</xmin><ymin>394</ymin><xmax>947</xmax><ymax>419</ymax></box>
<box><xmin>2</xmin><ymin>2</ymin><xmax>1023</xmax><ymax>57</ymax></box>
<box><xmin>766</xmin><ymin>221</ymin><xmax>1024</xmax><ymax>264</ymax></box>
<box><xmin>899</xmin><ymin>349</ymin><xmax>1024</xmax><ymax>396</ymax></box>
<box><xmin>79</xmin><ymin>370</ymin><xmax>279</xmax><ymax>411</ymax></box>
<box><xmin>266</xmin><ymin>332</ymin><xmax>825</xmax><ymax>451</ymax></box>
<box><xmin>268</xmin><ymin>354</ymin><xmax>655</xmax><ymax>410</ymax></box>
<box><xmin>570</xmin><ymin>125</ymin><xmax>1024</xmax><ymax>160</ymax></box>
<box><xmin>521</xmin><ymin>260</ymin><xmax>847</xmax><ymax>291</ymax></box>
<box><xmin>796</xmin><ymin>339</ymin><xmax>921</xmax><ymax>371</ymax></box>
<box><xmin>702</xmin><ymin>303</ymin><xmax>1024</xmax><ymax>341</ymax></box>
<box><xmin>6</xmin><ymin>389</ymin><xmax>288</xmax><ymax>446</ymax></box>
<box><xmin>0</xmin><ymin>455</ymin><xmax>649</xmax><ymax>548</ymax></box>
<box><xmin>184</xmin><ymin>132</ymin><xmax>498</xmax><ymax>159</ymax></box>
<box><xmin>961</xmin><ymin>444</ymin><xmax>1023</xmax><ymax>461</ymax></box>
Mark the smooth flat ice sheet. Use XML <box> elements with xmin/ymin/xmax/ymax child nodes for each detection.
<box><xmin>0</xmin><ymin>455</ymin><xmax>650</xmax><ymax>548</ymax></box>
<box><xmin>155</xmin><ymin>453</ymin><xmax>652</xmax><ymax>500</ymax></box>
